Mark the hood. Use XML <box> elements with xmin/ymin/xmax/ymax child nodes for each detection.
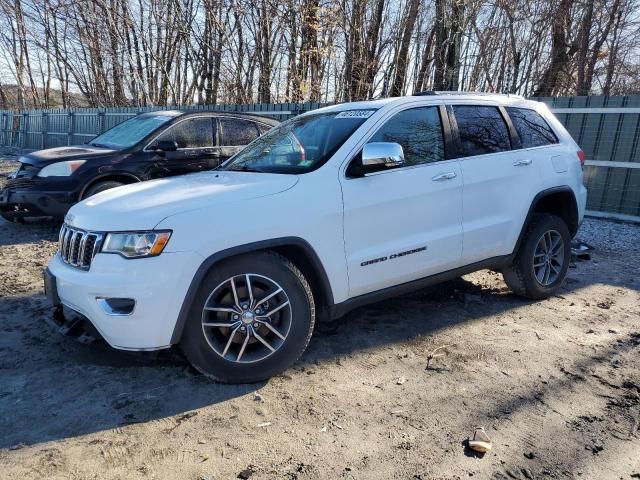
<box><xmin>21</xmin><ymin>145</ymin><xmax>117</xmax><ymax>167</ymax></box>
<box><xmin>65</xmin><ymin>171</ymin><xmax>299</xmax><ymax>231</ymax></box>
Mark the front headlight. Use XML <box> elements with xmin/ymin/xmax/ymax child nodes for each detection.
<box><xmin>37</xmin><ymin>160</ymin><xmax>86</xmax><ymax>177</ymax></box>
<box><xmin>102</xmin><ymin>231</ymin><xmax>172</xmax><ymax>258</ymax></box>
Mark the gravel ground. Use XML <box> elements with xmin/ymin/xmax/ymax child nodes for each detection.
<box><xmin>0</xmin><ymin>158</ymin><xmax>639</xmax><ymax>479</ymax></box>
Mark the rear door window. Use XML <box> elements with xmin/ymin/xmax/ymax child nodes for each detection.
<box><xmin>506</xmin><ymin>107</ymin><xmax>558</xmax><ymax>148</ymax></box>
<box><xmin>452</xmin><ymin>105</ymin><xmax>511</xmax><ymax>157</ymax></box>
<box><xmin>221</xmin><ymin>118</ymin><xmax>260</xmax><ymax>146</ymax></box>
<box><xmin>156</xmin><ymin>117</ymin><xmax>214</xmax><ymax>149</ymax></box>
<box><xmin>368</xmin><ymin>106</ymin><xmax>445</xmax><ymax>166</ymax></box>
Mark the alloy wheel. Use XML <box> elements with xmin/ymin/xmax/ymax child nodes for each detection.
<box><xmin>201</xmin><ymin>274</ymin><xmax>292</xmax><ymax>363</ymax></box>
<box><xmin>532</xmin><ymin>229</ymin><xmax>565</xmax><ymax>287</ymax></box>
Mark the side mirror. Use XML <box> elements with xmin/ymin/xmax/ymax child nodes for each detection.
<box><xmin>153</xmin><ymin>140</ymin><xmax>178</xmax><ymax>152</ymax></box>
<box><xmin>361</xmin><ymin>142</ymin><xmax>405</xmax><ymax>173</ymax></box>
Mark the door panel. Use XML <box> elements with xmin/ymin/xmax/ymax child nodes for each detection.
<box><xmin>341</xmin><ymin>105</ymin><xmax>463</xmax><ymax>298</ymax></box>
<box><xmin>459</xmin><ymin>152</ymin><xmax>540</xmax><ymax>262</ymax></box>
<box><xmin>342</xmin><ymin>162</ymin><xmax>464</xmax><ymax>297</ymax></box>
<box><xmin>450</xmin><ymin>105</ymin><xmax>543</xmax><ymax>263</ymax></box>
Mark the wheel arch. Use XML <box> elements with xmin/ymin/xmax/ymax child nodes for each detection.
<box><xmin>79</xmin><ymin>172</ymin><xmax>142</xmax><ymax>200</ymax></box>
<box><xmin>513</xmin><ymin>186</ymin><xmax>579</xmax><ymax>256</ymax></box>
<box><xmin>170</xmin><ymin>237</ymin><xmax>334</xmax><ymax>344</ymax></box>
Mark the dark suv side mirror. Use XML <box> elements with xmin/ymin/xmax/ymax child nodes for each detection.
<box><xmin>153</xmin><ymin>140</ymin><xmax>179</xmax><ymax>152</ymax></box>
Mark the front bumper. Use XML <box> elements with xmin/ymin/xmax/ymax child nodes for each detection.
<box><xmin>47</xmin><ymin>250</ymin><xmax>204</xmax><ymax>350</ymax></box>
<box><xmin>0</xmin><ymin>187</ymin><xmax>76</xmax><ymax>219</ymax></box>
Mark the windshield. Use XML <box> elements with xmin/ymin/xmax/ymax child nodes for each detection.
<box><xmin>221</xmin><ymin>110</ymin><xmax>375</xmax><ymax>174</ymax></box>
<box><xmin>89</xmin><ymin>114</ymin><xmax>174</xmax><ymax>149</ymax></box>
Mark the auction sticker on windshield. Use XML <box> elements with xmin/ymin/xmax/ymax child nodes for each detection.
<box><xmin>335</xmin><ymin>110</ymin><xmax>376</xmax><ymax>119</ymax></box>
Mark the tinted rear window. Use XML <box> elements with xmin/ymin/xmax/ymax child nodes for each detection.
<box><xmin>452</xmin><ymin>105</ymin><xmax>511</xmax><ymax>157</ymax></box>
<box><xmin>221</xmin><ymin>118</ymin><xmax>260</xmax><ymax>146</ymax></box>
<box><xmin>506</xmin><ymin>107</ymin><xmax>558</xmax><ymax>148</ymax></box>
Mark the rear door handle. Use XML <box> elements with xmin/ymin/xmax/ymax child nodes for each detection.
<box><xmin>513</xmin><ymin>159</ymin><xmax>532</xmax><ymax>166</ymax></box>
<box><xmin>432</xmin><ymin>172</ymin><xmax>457</xmax><ymax>181</ymax></box>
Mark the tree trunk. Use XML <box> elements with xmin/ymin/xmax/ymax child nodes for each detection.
<box><xmin>433</xmin><ymin>0</ymin><xmax>447</xmax><ymax>91</ymax></box>
<box><xmin>389</xmin><ymin>0</ymin><xmax>421</xmax><ymax>96</ymax></box>
<box><xmin>533</xmin><ymin>0</ymin><xmax>573</xmax><ymax>97</ymax></box>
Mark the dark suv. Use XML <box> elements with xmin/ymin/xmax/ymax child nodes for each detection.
<box><xmin>0</xmin><ymin>111</ymin><xmax>279</xmax><ymax>221</ymax></box>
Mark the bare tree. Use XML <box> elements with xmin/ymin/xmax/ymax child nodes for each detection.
<box><xmin>0</xmin><ymin>0</ymin><xmax>639</xmax><ymax>109</ymax></box>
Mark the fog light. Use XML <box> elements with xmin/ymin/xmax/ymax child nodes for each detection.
<box><xmin>97</xmin><ymin>297</ymin><xmax>136</xmax><ymax>316</ymax></box>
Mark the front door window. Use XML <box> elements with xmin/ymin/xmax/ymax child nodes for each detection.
<box><xmin>156</xmin><ymin>118</ymin><xmax>214</xmax><ymax>149</ymax></box>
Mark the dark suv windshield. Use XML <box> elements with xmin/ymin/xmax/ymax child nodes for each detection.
<box><xmin>221</xmin><ymin>110</ymin><xmax>375</xmax><ymax>174</ymax></box>
<box><xmin>89</xmin><ymin>114</ymin><xmax>174</xmax><ymax>149</ymax></box>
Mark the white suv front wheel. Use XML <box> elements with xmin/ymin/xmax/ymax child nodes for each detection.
<box><xmin>180</xmin><ymin>252</ymin><xmax>315</xmax><ymax>383</ymax></box>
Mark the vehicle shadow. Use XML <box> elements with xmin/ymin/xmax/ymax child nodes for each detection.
<box><xmin>0</xmin><ymin>263</ymin><xmax>627</xmax><ymax>450</ymax></box>
<box><xmin>0</xmin><ymin>277</ymin><xmax>498</xmax><ymax>448</ymax></box>
<box><xmin>0</xmin><ymin>292</ymin><xmax>262</xmax><ymax>448</ymax></box>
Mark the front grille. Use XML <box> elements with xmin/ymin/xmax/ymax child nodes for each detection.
<box><xmin>58</xmin><ymin>224</ymin><xmax>104</xmax><ymax>270</ymax></box>
<box><xmin>5</xmin><ymin>178</ymin><xmax>38</xmax><ymax>189</ymax></box>
<box><xmin>3</xmin><ymin>163</ymin><xmax>40</xmax><ymax>190</ymax></box>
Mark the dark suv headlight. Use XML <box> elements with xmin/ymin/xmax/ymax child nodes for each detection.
<box><xmin>37</xmin><ymin>160</ymin><xmax>86</xmax><ymax>177</ymax></box>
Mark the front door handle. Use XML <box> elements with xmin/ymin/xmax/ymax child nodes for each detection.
<box><xmin>432</xmin><ymin>172</ymin><xmax>457</xmax><ymax>181</ymax></box>
<box><xmin>513</xmin><ymin>159</ymin><xmax>532</xmax><ymax>166</ymax></box>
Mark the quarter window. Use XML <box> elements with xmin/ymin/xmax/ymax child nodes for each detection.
<box><xmin>156</xmin><ymin>117</ymin><xmax>214</xmax><ymax>149</ymax></box>
<box><xmin>257</xmin><ymin>123</ymin><xmax>274</xmax><ymax>135</ymax></box>
<box><xmin>452</xmin><ymin>106</ymin><xmax>511</xmax><ymax>157</ymax></box>
<box><xmin>506</xmin><ymin>107</ymin><xmax>558</xmax><ymax>148</ymax></box>
<box><xmin>221</xmin><ymin>118</ymin><xmax>260</xmax><ymax>146</ymax></box>
<box><xmin>368</xmin><ymin>107</ymin><xmax>445</xmax><ymax>166</ymax></box>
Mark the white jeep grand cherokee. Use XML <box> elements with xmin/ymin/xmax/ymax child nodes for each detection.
<box><xmin>45</xmin><ymin>94</ymin><xmax>588</xmax><ymax>383</ymax></box>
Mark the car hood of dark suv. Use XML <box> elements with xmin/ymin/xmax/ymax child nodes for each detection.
<box><xmin>20</xmin><ymin>145</ymin><xmax>117</xmax><ymax>168</ymax></box>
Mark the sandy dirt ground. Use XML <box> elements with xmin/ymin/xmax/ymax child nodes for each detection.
<box><xmin>0</xmin><ymin>155</ymin><xmax>639</xmax><ymax>479</ymax></box>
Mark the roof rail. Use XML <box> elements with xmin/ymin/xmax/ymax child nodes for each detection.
<box><xmin>412</xmin><ymin>90</ymin><xmax>524</xmax><ymax>99</ymax></box>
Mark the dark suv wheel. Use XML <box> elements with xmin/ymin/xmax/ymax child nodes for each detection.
<box><xmin>502</xmin><ymin>214</ymin><xmax>572</xmax><ymax>300</ymax></box>
<box><xmin>180</xmin><ymin>252</ymin><xmax>315</xmax><ymax>383</ymax></box>
<box><xmin>83</xmin><ymin>180</ymin><xmax>125</xmax><ymax>199</ymax></box>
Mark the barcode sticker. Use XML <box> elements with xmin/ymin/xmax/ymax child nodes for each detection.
<box><xmin>335</xmin><ymin>110</ymin><xmax>376</xmax><ymax>119</ymax></box>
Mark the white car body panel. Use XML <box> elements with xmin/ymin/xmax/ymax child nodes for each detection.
<box><xmin>155</xmin><ymin>168</ymin><xmax>350</xmax><ymax>303</ymax></box>
<box><xmin>48</xmin><ymin>94</ymin><xmax>587</xmax><ymax>351</ymax></box>
<box><xmin>49</xmin><ymin>250</ymin><xmax>204</xmax><ymax>349</ymax></box>
<box><xmin>66</xmin><ymin>171</ymin><xmax>299</xmax><ymax>232</ymax></box>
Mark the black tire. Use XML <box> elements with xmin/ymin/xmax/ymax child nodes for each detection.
<box><xmin>82</xmin><ymin>180</ymin><xmax>125</xmax><ymax>199</ymax></box>
<box><xmin>180</xmin><ymin>251</ymin><xmax>315</xmax><ymax>383</ymax></box>
<box><xmin>502</xmin><ymin>214</ymin><xmax>571</xmax><ymax>300</ymax></box>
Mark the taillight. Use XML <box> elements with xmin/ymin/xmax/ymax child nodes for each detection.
<box><xmin>577</xmin><ymin>150</ymin><xmax>586</xmax><ymax>168</ymax></box>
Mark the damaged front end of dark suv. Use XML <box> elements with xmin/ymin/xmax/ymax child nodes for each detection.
<box><xmin>1</xmin><ymin>157</ymin><xmax>75</xmax><ymax>221</ymax></box>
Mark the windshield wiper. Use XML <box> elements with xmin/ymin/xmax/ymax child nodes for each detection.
<box><xmin>89</xmin><ymin>142</ymin><xmax>112</xmax><ymax>149</ymax></box>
